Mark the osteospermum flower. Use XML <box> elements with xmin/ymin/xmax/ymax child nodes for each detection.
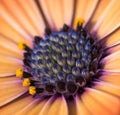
<box><xmin>0</xmin><ymin>0</ymin><xmax>120</xmax><ymax>115</ymax></box>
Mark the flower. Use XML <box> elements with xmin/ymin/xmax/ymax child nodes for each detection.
<box><xmin>0</xmin><ymin>0</ymin><xmax>120</xmax><ymax>115</ymax></box>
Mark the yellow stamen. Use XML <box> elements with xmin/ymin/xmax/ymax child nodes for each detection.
<box><xmin>16</xmin><ymin>68</ymin><xmax>23</xmax><ymax>78</ymax></box>
<box><xmin>29</xmin><ymin>86</ymin><xmax>36</xmax><ymax>95</ymax></box>
<box><xmin>18</xmin><ymin>42</ymin><xmax>26</xmax><ymax>50</ymax></box>
<box><xmin>74</xmin><ymin>18</ymin><xmax>85</xmax><ymax>26</ymax></box>
<box><xmin>22</xmin><ymin>78</ymin><xmax>30</xmax><ymax>86</ymax></box>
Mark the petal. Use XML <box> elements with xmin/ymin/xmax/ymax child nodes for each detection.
<box><xmin>0</xmin><ymin>17</ymin><xmax>31</xmax><ymax>45</ymax></box>
<box><xmin>0</xmin><ymin>56</ymin><xmax>22</xmax><ymax>77</ymax></box>
<box><xmin>101</xmin><ymin>51</ymin><xmax>120</xmax><ymax>71</ymax></box>
<box><xmin>74</xmin><ymin>0</ymin><xmax>98</xmax><ymax>27</ymax></box>
<box><xmin>62</xmin><ymin>0</ymin><xmax>74</xmax><ymax>26</ymax></box>
<box><xmin>27</xmin><ymin>99</ymin><xmax>48</xmax><ymax>115</ymax></box>
<box><xmin>105</xmin><ymin>28</ymin><xmax>120</xmax><ymax>47</ymax></box>
<box><xmin>0</xmin><ymin>35</ymin><xmax>23</xmax><ymax>59</ymax></box>
<box><xmin>87</xmin><ymin>88</ymin><xmax>120</xmax><ymax>115</ymax></box>
<box><xmin>94</xmin><ymin>81</ymin><xmax>120</xmax><ymax>97</ymax></box>
<box><xmin>91</xmin><ymin>0</ymin><xmax>120</xmax><ymax>39</ymax></box>
<box><xmin>0</xmin><ymin>95</ymin><xmax>35</xmax><ymax>114</ymax></box>
<box><xmin>87</xmin><ymin>0</ymin><xmax>110</xmax><ymax>29</ymax></box>
<box><xmin>39</xmin><ymin>96</ymin><xmax>68</xmax><ymax>115</ymax></box>
<box><xmin>39</xmin><ymin>97</ymin><xmax>54</xmax><ymax>115</ymax></box>
<box><xmin>67</xmin><ymin>100</ymin><xmax>76</xmax><ymax>115</ymax></box>
<box><xmin>1</xmin><ymin>0</ymin><xmax>40</xmax><ymax>36</ymax></box>
<box><xmin>100</xmin><ymin>73</ymin><xmax>120</xmax><ymax>86</ymax></box>
<box><xmin>0</xmin><ymin>80</ymin><xmax>27</xmax><ymax>107</ymax></box>
<box><xmin>0</xmin><ymin>76</ymin><xmax>19</xmax><ymax>83</ymax></box>
<box><xmin>46</xmin><ymin>96</ymin><xmax>68</xmax><ymax>115</ymax></box>
<box><xmin>82</xmin><ymin>88</ymin><xmax>120</xmax><ymax>115</ymax></box>
<box><xmin>0</xmin><ymin>2</ymin><xmax>31</xmax><ymax>42</ymax></box>
<box><xmin>17</xmin><ymin>0</ymin><xmax>45</xmax><ymax>35</ymax></box>
<box><xmin>75</xmin><ymin>96</ymin><xmax>90</xmax><ymax>115</ymax></box>
<box><xmin>107</xmin><ymin>44</ymin><xmax>120</xmax><ymax>54</ymax></box>
<box><xmin>39</xmin><ymin>0</ymin><xmax>64</xmax><ymax>30</ymax></box>
<box><xmin>16</xmin><ymin>98</ymin><xmax>41</xmax><ymax>115</ymax></box>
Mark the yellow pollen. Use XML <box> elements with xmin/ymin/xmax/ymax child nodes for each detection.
<box><xmin>18</xmin><ymin>42</ymin><xmax>26</xmax><ymax>50</ymax></box>
<box><xmin>29</xmin><ymin>86</ymin><xmax>36</xmax><ymax>95</ymax></box>
<box><xmin>16</xmin><ymin>68</ymin><xmax>23</xmax><ymax>78</ymax></box>
<box><xmin>74</xmin><ymin>18</ymin><xmax>85</xmax><ymax>26</ymax></box>
<box><xmin>22</xmin><ymin>78</ymin><xmax>30</xmax><ymax>86</ymax></box>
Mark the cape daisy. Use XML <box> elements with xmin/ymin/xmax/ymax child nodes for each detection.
<box><xmin>0</xmin><ymin>0</ymin><xmax>120</xmax><ymax>115</ymax></box>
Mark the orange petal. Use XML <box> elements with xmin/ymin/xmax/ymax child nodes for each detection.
<box><xmin>87</xmin><ymin>0</ymin><xmax>110</xmax><ymax>30</ymax></box>
<box><xmin>86</xmin><ymin>88</ymin><xmax>120</xmax><ymax>115</ymax></box>
<box><xmin>107</xmin><ymin>43</ymin><xmax>120</xmax><ymax>54</ymax></box>
<box><xmin>2</xmin><ymin>0</ymin><xmax>40</xmax><ymax>36</ymax></box>
<box><xmin>38</xmin><ymin>97</ymin><xmax>54</xmax><ymax>115</ymax></box>
<box><xmin>0</xmin><ymin>17</ymin><xmax>32</xmax><ymax>46</ymax></box>
<box><xmin>94</xmin><ymin>81</ymin><xmax>120</xmax><ymax>97</ymax></box>
<box><xmin>46</xmin><ymin>96</ymin><xmax>68</xmax><ymax>115</ymax></box>
<box><xmin>92</xmin><ymin>0</ymin><xmax>120</xmax><ymax>39</ymax></box>
<box><xmin>0</xmin><ymin>2</ymin><xmax>31</xmax><ymax>42</ymax></box>
<box><xmin>16</xmin><ymin>98</ymin><xmax>41</xmax><ymax>115</ymax></box>
<box><xmin>27</xmin><ymin>99</ymin><xmax>47</xmax><ymax>115</ymax></box>
<box><xmin>0</xmin><ymin>76</ymin><xmax>19</xmax><ymax>82</ymax></box>
<box><xmin>0</xmin><ymin>80</ymin><xmax>27</xmax><ymax>107</ymax></box>
<box><xmin>67</xmin><ymin>99</ymin><xmax>76</xmax><ymax>115</ymax></box>
<box><xmin>74</xmin><ymin>0</ymin><xmax>98</xmax><ymax>27</ymax></box>
<box><xmin>0</xmin><ymin>35</ymin><xmax>23</xmax><ymax>59</ymax></box>
<box><xmin>75</xmin><ymin>95</ymin><xmax>90</xmax><ymax>115</ymax></box>
<box><xmin>0</xmin><ymin>95</ymin><xmax>36</xmax><ymax>114</ymax></box>
<box><xmin>0</xmin><ymin>56</ymin><xmax>22</xmax><ymax>77</ymax></box>
<box><xmin>62</xmin><ymin>0</ymin><xmax>74</xmax><ymax>26</ymax></box>
<box><xmin>17</xmin><ymin>0</ymin><xmax>45</xmax><ymax>36</ymax></box>
<box><xmin>81</xmin><ymin>89</ymin><xmax>111</xmax><ymax>115</ymax></box>
<box><xmin>40</xmin><ymin>0</ymin><xmax>64</xmax><ymax>30</ymax></box>
<box><xmin>101</xmin><ymin>51</ymin><xmax>120</xmax><ymax>71</ymax></box>
<box><xmin>105</xmin><ymin>28</ymin><xmax>120</xmax><ymax>47</ymax></box>
<box><xmin>100</xmin><ymin>73</ymin><xmax>120</xmax><ymax>86</ymax></box>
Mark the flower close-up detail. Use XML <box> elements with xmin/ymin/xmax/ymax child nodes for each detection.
<box><xmin>0</xmin><ymin>0</ymin><xmax>120</xmax><ymax>115</ymax></box>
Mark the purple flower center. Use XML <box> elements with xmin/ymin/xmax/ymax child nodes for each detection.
<box><xmin>23</xmin><ymin>24</ymin><xmax>103</xmax><ymax>98</ymax></box>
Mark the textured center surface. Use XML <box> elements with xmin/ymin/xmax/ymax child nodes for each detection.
<box><xmin>23</xmin><ymin>24</ymin><xmax>103</xmax><ymax>97</ymax></box>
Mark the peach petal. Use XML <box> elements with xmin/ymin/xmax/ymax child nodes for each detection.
<box><xmin>39</xmin><ymin>0</ymin><xmax>55</xmax><ymax>29</ymax></box>
<box><xmin>0</xmin><ymin>2</ymin><xmax>31</xmax><ymax>42</ymax></box>
<box><xmin>16</xmin><ymin>98</ymin><xmax>40</xmax><ymax>115</ymax></box>
<box><xmin>0</xmin><ymin>35</ymin><xmax>23</xmax><ymax>59</ymax></box>
<box><xmin>101</xmin><ymin>51</ymin><xmax>120</xmax><ymax>71</ymax></box>
<box><xmin>0</xmin><ymin>56</ymin><xmax>22</xmax><ymax>77</ymax></box>
<box><xmin>38</xmin><ymin>96</ymin><xmax>54</xmax><ymax>115</ymax></box>
<box><xmin>75</xmin><ymin>95</ymin><xmax>90</xmax><ymax>115</ymax></box>
<box><xmin>87</xmin><ymin>0</ymin><xmax>110</xmax><ymax>30</ymax></box>
<box><xmin>40</xmin><ymin>0</ymin><xmax>64</xmax><ymax>30</ymax></box>
<box><xmin>86</xmin><ymin>88</ymin><xmax>120</xmax><ymax>115</ymax></box>
<box><xmin>74</xmin><ymin>0</ymin><xmax>98</xmax><ymax>27</ymax></box>
<box><xmin>46</xmin><ymin>96</ymin><xmax>68</xmax><ymax>115</ymax></box>
<box><xmin>27</xmin><ymin>99</ymin><xmax>47</xmax><ymax>115</ymax></box>
<box><xmin>0</xmin><ymin>76</ymin><xmax>19</xmax><ymax>82</ymax></box>
<box><xmin>105</xmin><ymin>28</ymin><xmax>120</xmax><ymax>47</ymax></box>
<box><xmin>0</xmin><ymin>95</ymin><xmax>35</xmax><ymax>114</ymax></box>
<box><xmin>0</xmin><ymin>17</ymin><xmax>32</xmax><ymax>46</ymax></box>
<box><xmin>0</xmin><ymin>80</ymin><xmax>27</xmax><ymax>107</ymax></box>
<box><xmin>107</xmin><ymin>43</ymin><xmax>120</xmax><ymax>54</ymax></box>
<box><xmin>100</xmin><ymin>73</ymin><xmax>120</xmax><ymax>86</ymax></box>
<box><xmin>2</xmin><ymin>0</ymin><xmax>40</xmax><ymax>36</ymax></box>
<box><xmin>94</xmin><ymin>81</ymin><xmax>120</xmax><ymax>97</ymax></box>
<box><xmin>81</xmin><ymin>89</ymin><xmax>111</xmax><ymax>115</ymax></box>
<box><xmin>17</xmin><ymin>0</ymin><xmax>45</xmax><ymax>36</ymax></box>
<box><xmin>91</xmin><ymin>0</ymin><xmax>120</xmax><ymax>39</ymax></box>
<box><xmin>62</xmin><ymin>0</ymin><xmax>74</xmax><ymax>26</ymax></box>
<box><xmin>67</xmin><ymin>100</ymin><xmax>76</xmax><ymax>115</ymax></box>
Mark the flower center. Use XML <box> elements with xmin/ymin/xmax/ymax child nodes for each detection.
<box><xmin>16</xmin><ymin>19</ymin><xmax>103</xmax><ymax>98</ymax></box>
